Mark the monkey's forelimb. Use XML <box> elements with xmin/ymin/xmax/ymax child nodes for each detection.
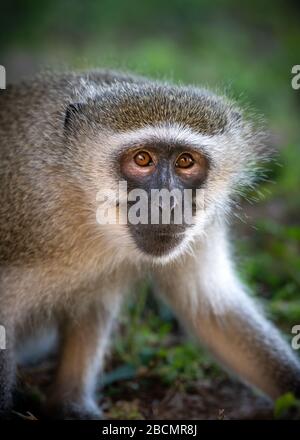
<box><xmin>46</xmin><ymin>295</ymin><xmax>122</xmax><ymax>419</ymax></box>
<box><xmin>154</xmin><ymin>227</ymin><xmax>300</xmax><ymax>400</ymax></box>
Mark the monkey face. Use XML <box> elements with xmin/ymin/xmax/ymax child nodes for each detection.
<box><xmin>117</xmin><ymin>141</ymin><xmax>209</xmax><ymax>257</ymax></box>
<box><xmin>64</xmin><ymin>81</ymin><xmax>261</xmax><ymax>261</ymax></box>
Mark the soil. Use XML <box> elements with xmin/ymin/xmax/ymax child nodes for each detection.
<box><xmin>14</xmin><ymin>360</ymin><xmax>274</xmax><ymax>420</ymax></box>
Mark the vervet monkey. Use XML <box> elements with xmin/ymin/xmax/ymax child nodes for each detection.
<box><xmin>0</xmin><ymin>70</ymin><xmax>299</xmax><ymax>419</ymax></box>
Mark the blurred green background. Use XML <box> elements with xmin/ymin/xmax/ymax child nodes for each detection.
<box><xmin>1</xmin><ymin>0</ymin><xmax>300</xmax><ymax>418</ymax></box>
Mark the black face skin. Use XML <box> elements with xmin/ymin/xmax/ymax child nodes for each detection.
<box><xmin>118</xmin><ymin>141</ymin><xmax>209</xmax><ymax>257</ymax></box>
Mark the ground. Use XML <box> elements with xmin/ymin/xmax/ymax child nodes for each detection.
<box><xmin>15</xmin><ymin>350</ymin><xmax>274</xmax><ymax>421</ymax></box>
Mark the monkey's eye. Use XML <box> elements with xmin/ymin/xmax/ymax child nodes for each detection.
<box><xmin>175</xmin><ymin>153</ymin><xmax>194</xmax><ymax>169</ymax></box>
<box><xmin>134</xmin><ymin>151</ymin><xmax>153</xmax><ymax>167</ymax></box>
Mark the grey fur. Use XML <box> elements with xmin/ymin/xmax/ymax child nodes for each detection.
<box><xmin>0</xmin><ymin>70</ymin><xmax>299</xmax><ymax>419</ymax></box>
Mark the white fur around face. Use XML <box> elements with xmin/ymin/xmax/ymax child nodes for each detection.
<box><xmin>89</xmin><ymin>123</ymin><xmax>242</xmax><ymax>265</ymax></box>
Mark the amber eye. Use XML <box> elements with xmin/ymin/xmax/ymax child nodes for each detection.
<box><xmin>175</xmin><ymin>153</ymin><xmax>194</xmax><ymax>169</ymax></box>
<box><xmin>134</xmin><ymin>151</ymin><xmax>153</xmax><ymax>167</ymax></box>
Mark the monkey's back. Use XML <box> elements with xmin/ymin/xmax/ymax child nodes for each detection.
<box><xmin>0</xmin><ymin>70</ymin><xmax>140</xmax><ymax>149</ymax></box>
<box><xmin>0</xmin><ymin>70</ymin><xmax>141</xmax><ymax>264</ymax></box>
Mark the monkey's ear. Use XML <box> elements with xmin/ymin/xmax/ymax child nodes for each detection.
<box><xmin>64</xmin><ymin>103</ymin><xmax>85</xmax><ymax>130</ymax></box>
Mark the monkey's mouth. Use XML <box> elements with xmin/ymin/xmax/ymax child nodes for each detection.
<box><xmin>129</xmin><ymin>225</ymin><xmax>186</xmax><ymax>257</ymax></box>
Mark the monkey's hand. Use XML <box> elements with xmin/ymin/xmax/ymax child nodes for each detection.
<box><xmin>45</xmin><ymin>396</ymin><xmax>103</xmax><ymax>420</ymax></box>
